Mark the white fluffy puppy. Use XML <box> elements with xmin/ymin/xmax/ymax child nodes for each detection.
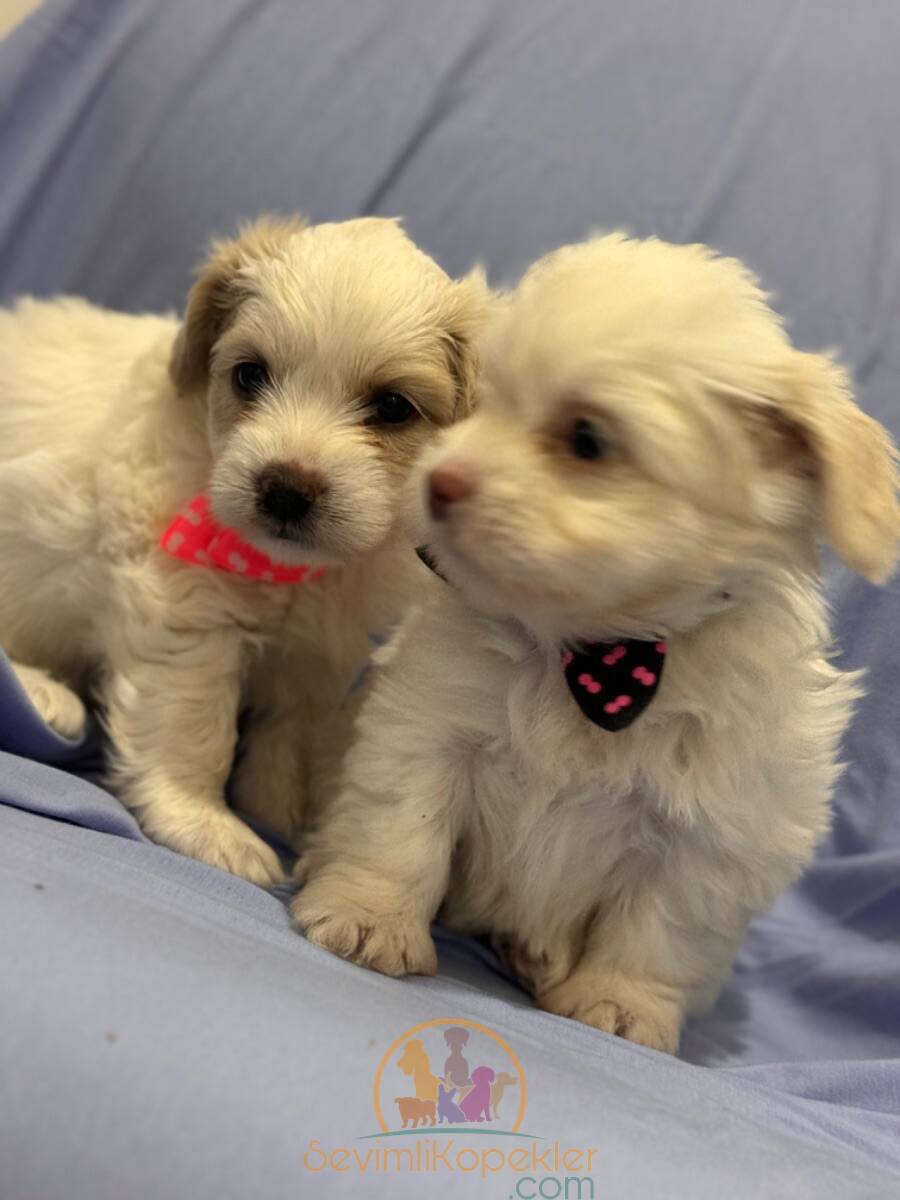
<box><xmin>0</xmin><ymin>216</ymin><xmax>487</xmax><ymax>885</ymax></box>
<box><xmin>294</xmin><ymin>234</ymin><xmax>899</xmax><ymax>1051</ymax></box>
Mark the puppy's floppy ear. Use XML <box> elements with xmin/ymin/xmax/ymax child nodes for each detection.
<box><xmin>439</xmin><ymin>266</ymin><xmax>494</xmax><ymax>417</ymax></box>
<box><xmin>779</xmin><ymin>351</ymin><xmax>900</xmax><ymax>582</ymax></box>
<box><xmin>169</xmin><ymin>214</ymin><xmax>308</xmax><ymax>394</ymax></box>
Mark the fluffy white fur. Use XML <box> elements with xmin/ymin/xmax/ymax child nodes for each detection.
<box><xmin>293</xmin><ymin>234</ymin><xmax>900</xmax><ymax>1052</ymax></box>
<box><xmin>0</xmin><ymin>215</ymin><xmax>487</xmax><ymax>885</ymax></box>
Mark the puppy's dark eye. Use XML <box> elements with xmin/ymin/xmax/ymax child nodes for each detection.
<box><xmin>368</xmin><ymin>390</ymin><xmax>417</xmax><ymax>427</ymax></box>
<box><xmin>569</xmin><ymin>418</ymin><xmax>608</xmax><ymax>462</ymax></box>
<box><xmin>232</xmin><ymin>360</ymin><xmax>269</xmax><ymax>398</ymax></box>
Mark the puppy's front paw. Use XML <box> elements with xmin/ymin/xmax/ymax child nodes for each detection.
<box><xmin>539</xmin><ymin>972</ymin><xmax>682</xmax><ymax>1054</ymax></box>
<box><xmin>155</xmin><ymin>808</ymin><xmax>285</xmax><ymax>888</ymax></box>
<box><xmin>292</xmin><ymin>883</ymin><xmax>436</xmax><ymax>977</ymax></box>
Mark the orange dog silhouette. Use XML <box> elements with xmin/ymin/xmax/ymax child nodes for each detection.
<box><xmin>397</xmin><ymin>1038</ymin><xmax>440</xmax><ymax>1102</ymax></box>
<box><xmin>395</xmin><ymin>1096</ymin><xmax>436</xmax><ymax>1128</ymax></box>
<box><xmin>491</xmin><ymin>1070</ymin><xmax>518</xmax><ymax>1120</ymax></box>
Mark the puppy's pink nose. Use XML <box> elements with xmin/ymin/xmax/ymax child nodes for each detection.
<box><xmin>428</xmin><ymin>462</ymin><xmax>477</xmax><ymax>520</ymax></box>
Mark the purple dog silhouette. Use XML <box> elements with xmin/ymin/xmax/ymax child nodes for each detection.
<box><xmin>459</xmin><ymin>1066</ymin><xmax>495</xmax><ymax>1122</ymax></box>
<box><xmin>437</xmin><ymin>1081</ymin><xmax>466</xmax><ymax>1124</ymax></box>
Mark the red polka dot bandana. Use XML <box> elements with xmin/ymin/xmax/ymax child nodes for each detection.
<box><xmin>562</xmin><ymin>638</ymin><xmax>666</xmax><ymax>731</ymax></box>
<box><xmin>160</xmin><ymin>494</ymin><xmax>324</xmax><ymax>585</ymax></box>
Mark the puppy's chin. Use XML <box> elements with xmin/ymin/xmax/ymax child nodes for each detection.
<box><xmin>426</xmin><ymin>520</ymin><xmax>730</xmax><ymax>644</ymax></box>
<box><xmin>242</xmin><ymin>517</ymin><xmax>395</xmax><ymax>569</ymax></box>
<box><xmin>424</xmin><ymin>528</ymin><xmax>578</xmax><ymax>639</ymax></box>
<box><xmin>239</xmin><ymin>522</ymin><xmax>341</xmax><ymax>569</ymax></box>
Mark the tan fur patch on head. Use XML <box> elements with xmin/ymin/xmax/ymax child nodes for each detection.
<box><xmin>169</xmin><ymin>215</ymin><xmax>309</xmax><ymax>394</ymax></box>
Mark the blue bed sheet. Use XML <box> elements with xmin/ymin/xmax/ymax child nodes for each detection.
<box><xmin>2</xmin><ymin>1</ymin><xmax>900</xmax><ymax>1197</ymax></box>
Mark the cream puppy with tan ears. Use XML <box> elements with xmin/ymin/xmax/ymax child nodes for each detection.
<box><xmin>0</xmin><ymin>215</ymin><xmax>488</xmax><ymax>885</ymax></box>
<box><xmin>294</xmin><ymin>234</ymin><xmax>899</xmax><ymax>1052</ymax></box>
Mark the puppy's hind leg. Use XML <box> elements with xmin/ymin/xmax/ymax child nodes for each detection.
<box><xmin>8</xmin><ymin>660</ymin><xmax>87</xmax><ymax>740</ymax></box>
<box><xmin>231</xmin><ymin>708</ymin><xmax>307</xmax><ymax>848</ymax></box>
<box><xmin>536</xmin><ymin>853</ymin><xmax>745</xmax><ymax>1054</ymax></box>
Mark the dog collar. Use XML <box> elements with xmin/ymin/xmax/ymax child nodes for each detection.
<box><xmin>160</xmin><ymin>494</ymin><xmax>324</xmax><ymax>584</ymax></box>
<box><xmin>416</xmin><ymin>545</ymin><xmax>665</xmax><ymax>732</ymax></box>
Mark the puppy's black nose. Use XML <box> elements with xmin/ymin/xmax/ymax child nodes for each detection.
<box><xmin>256</xmin><ymin>463</ymin><xmax>324</xmax><ymax>526</ymax></box>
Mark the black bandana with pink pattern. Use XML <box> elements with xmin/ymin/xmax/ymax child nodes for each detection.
<box><xmin>561</xmin><ymin>638</ymin><xmax>666</xmax><ymax>731</ymax></box>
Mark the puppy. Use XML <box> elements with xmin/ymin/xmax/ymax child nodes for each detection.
<box><xmin>293</xmin><ymin>234</ymin><xmax>899</xmax><ymax>1052</ymax></box>
<box><xmin>0</xmin><ymin>215</ymin><xmax>487</xmax><ymax>884</ymax></box>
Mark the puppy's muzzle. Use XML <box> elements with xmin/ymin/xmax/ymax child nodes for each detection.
<box><xmin>428</xmin><ymin>462</ymin><xmax>477</xmax><ymax>521</ymax></box>
<box><xmin>256</xmin><ymin>462</ymin><xmax>326</xmax><ymax>534</ymax></box>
